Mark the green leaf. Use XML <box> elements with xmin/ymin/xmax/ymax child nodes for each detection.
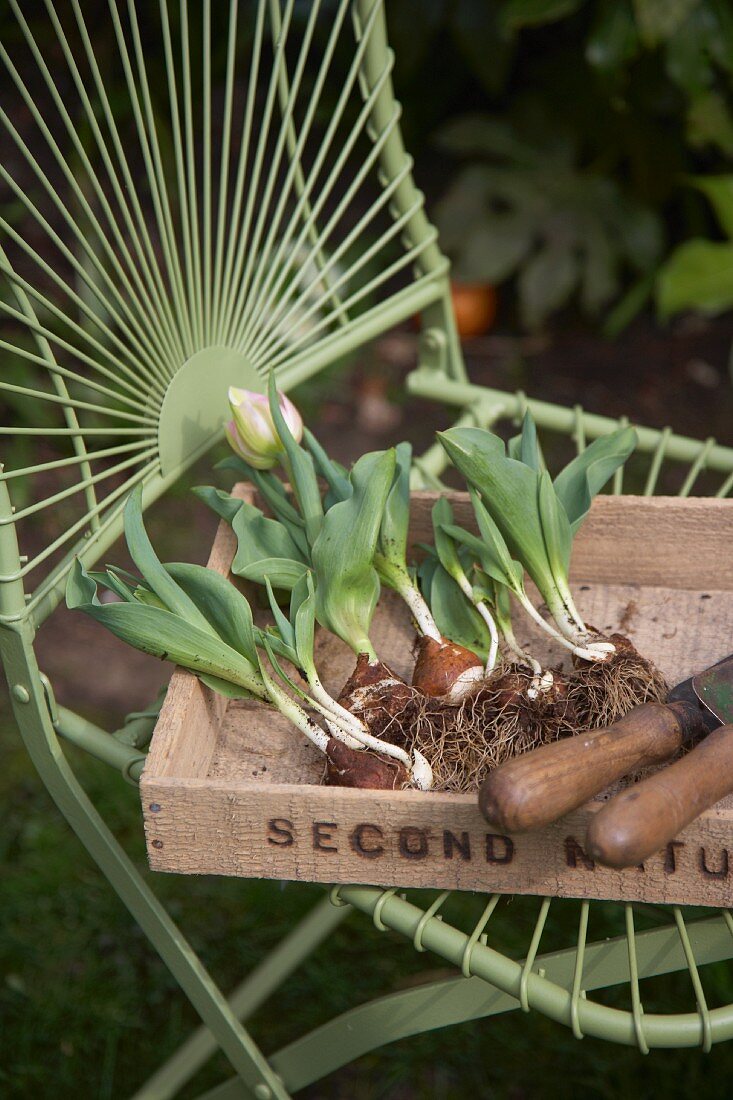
<box><xmin>508</xmin><ymin>411</ymin><xmax>542</xmax><ymax>470</ymax></box>
<box><xmin>686</xmin><ymin>91</ymin><xmax>733</xmax><ymax>156</ymax></box>
<box><xmin>67</xmin><ymin>557</ymin><xmax>100</xmax><ymax>608</ymax></box>
<box><xmin>657</xmin><ymin>239</ymin><xmax>733</xmax><ymax>318</ymax></box>
<box><xmin>633</xmin><ymin>0</ymin><xmax>699</xmax><ymax>46</ymax></box>
<box><xmin>456</xmin><ymin>215</ymin><xmax>534</xmax><ymax>283</ymax></box>
<box><xmin>192</xmin><ymin>485</ymin><xmax>244</xmax><ymax>525</ymax></box>
<box><xmin>294</xmin><ymin>574</ymin><xmax>317</xmax><ymax>673</ymax></box>
<box><xmin>552</xmin><ymin>426</ymin><xmax>638</xmax><ymax>532</ymax></box>
<box><xmin>237</xmin><ymin>557</ymin><xmax>309</xmax><ymax>590</ymax></box>
<box><xmin>519</xmin><ymin>246</ymin><xmax>579</xmax><ymax>330</ymax></box>
<box><xmin>244</xmin><ymin>468</ymin><xmax>309</xmax><ymax>553</ymax></box>
<box><xmin>302</xmin><ymin>427</ymin><xmax>352</xmax><ymax>502</ymax></box>
<box><xmin>231</xmin><ymin>502</ymin><xmax>307</xmax><ymax>580</ymax></box>
<box><xmin>378</xmin><ymin>441</ymin><xmax>412</xmax><ymax>569</ymax></box>
<box><xmin>501</xmin><ymin>0</ymin><xmax>584</xmax><ymax>33</ymax></box>
<box><xmin>88</xmin><ymin>568</ymin><xmax>137</xmax><ymax>603</ymax></box>
<box><xmin>538</xmin><ymin>470</ymin><xmax>572</xmax><ymax>581</ymax></box>
<box><xmin>311</xmin><ymin>449</ymin><xmax>396</xmax><ymax>654</ymax></box>
<box><xmin>267</xmin><ymin>374</ymin><xmax>323</xmax><ymax>544</ymax></box>
<box><xmin>665</xmin><ymin>7</ymin><xmax>715</xmax><ymax>96</ymax></box>
<box><xmin>586</xmin><ymin>2</ymin><xmax>639</xmax><ymax>77</ymax></box>
<box><xmin>164</xmin><ymin>562</ymin><xmax>259</xmax><ymax>666</ymax></box>
<box><xmin>442</xmin><ymin>505</ymin><xmax>524</xmax><ymax>596</ymax></box>
<box><xmin>691</xmin><ymin>175</ymin><xmax>733</xmax><ymax>239</ymax></box>
<box><xmin>66</xmin><ymin>561</ymin><xmax>263</xmax><ymax>694</ymax></box>
<box><xmin>428</xmin><ymin>563</ymin><xmax>490</xmax><ymax>660</ymax></box>
<box><xmin>430</xmin><ymin>497</ymin><xmax>468</xmax><ymax>587</ymax></box>
<box><xmin>196</xmin><ymin>674</ymin><xmax>255</xmax><ymax>700</ymax></box>
<box><xmin>439</xmin><ymin>426</ymin><xmax>555</xmax><ymax>600</ymax></box>
<box><xmin>451</xmin><ymin>0</ymin><xmax>514</xmax><ymax>96</ymax></box>
<box><xmin>122</xmin><ymin>487</ymin><xmax>217</xmax><ymax>637</ymax></box>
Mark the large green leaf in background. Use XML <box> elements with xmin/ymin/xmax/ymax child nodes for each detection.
<box><xmin>657</xmin><ymin>240</ymin><xmax>733</xmax><ymax>318</ymax></box>
<box><xmin>693</xmin><ymin>175</ymin><xmax>733</xmax><ymax>238</ymax></box>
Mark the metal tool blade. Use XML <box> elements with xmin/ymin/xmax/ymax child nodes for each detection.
<box><xmin>693</xmin><ymin>653</ymin><xmax>733</xmax><ymax>725</ymax></box>
<box><xmin>666</xmin><ymin>654</ymin><xmax>733</xmax><ymax>736</ymax></box>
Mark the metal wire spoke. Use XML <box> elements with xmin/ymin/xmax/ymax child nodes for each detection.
<box><xmin>0</xmin><ymin>0</ymin><xmax>444</xmax><ymax>626</ymax></box>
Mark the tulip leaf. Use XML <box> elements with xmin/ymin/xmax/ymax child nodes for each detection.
<box><xmin>379</xmin><ymin>441</ymin><xmax>412</xmax><ymax>569</ymax></box>
<box><xmin>88</xmin><ymin>568</ymin><xmax>136</xmax><ymax>603</ymax></box>
<box><xmin>427</xmin><ymin>562</ymin><xmax>490</xmax><ymax>660</ymax></box>
<box><xmin>508</xmin><ymin>411</ymin><xmax>542</xmax><ymax>470</ymax></box>
<box><xmin>267</xmin><ymin>373</ymin><xmax>323</xmax><ymax>544</ymax></box>
<box><xmin>122</xmin><ymin>487</ymin><xmax>215</xmax><ymax>637</ymax></box>
<box><xmin>196</xmin><ymin>674</ymin><xmax>256</xmax><ymax>700</ymax></box>
<box><xmin>66</xmin><ymin>561</ymin><xmax>263</xmax><ymax>695</ymax></box>
<box><xmin>439</xmin><ymin>425</ymin><xmax>556</xmax><ymax>602</ymax></box>
<box><xmin>553</xmin><ymin>426</ymin><xmax>637</xmax><ymax>532</ymax></box>
<box><xmin>303</xmin><ymin>427</ymin><xmax>352</xmax><ymax>502</ymax></box>
<box><xmin>264</xmin><ymin>576</ymin><xmax>296</xmax><ymax>652</ymax></box>
<box><xmin>191</xmin><ymin>485</ymin><xmax>244</xmax><ymax>525</ymax></box>
<box><xmin>538</xmin><ymin>470</ymin><xmax>572</xmax><ymax>578</ymax></box>
<box><xmin>311</xmin><ymin>448</ymin><xmax>396</xmax><ymax>655</ymax></box>
<box><xmin>431</xmin><ymin>497</ymin><xmax>468</xmax><ymax>587</ymax></box>
<box><xmin>242</xmin><ymin>468</ymin><xmax>308</xmax><ymax>553</ymax></box>
<box><xmin>294</xmin><ymin>574</ymin><xmax>317</xmax><ymax>673</ymax></box>
<box><xmin>164</xmin><ymin>562</ymin><xmax>259</xmax><ymax>666</ymax></box>
<box><xmin>237</xmin><ymin>556</ymin><xmax>309</xmax><ymax>590</ymax></box>
<box><xmin>231</xmin><ymin>502</ymin><xmax>307</xmax><ymax>579</ymax></box>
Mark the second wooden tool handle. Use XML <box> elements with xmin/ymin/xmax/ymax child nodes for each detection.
<box><xmin>586</xmin><ymin>723</ymin><xmax>733</xmax><ymax>869</ymax></box>
<box><xmin>478</xmin><ymin>699</ymin><xmax>701</xmax><ymax>834</ymax></box>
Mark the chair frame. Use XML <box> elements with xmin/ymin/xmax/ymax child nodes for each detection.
<box><xmin>3</xmin><ymin>3</ymin><xmax>733</xmax><ymax>1096</ymax></box>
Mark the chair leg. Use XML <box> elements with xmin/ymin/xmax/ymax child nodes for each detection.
<box><xmin>3</xmin><ymin>626</ymin><xmax>290</xmax><ymax>1100</ymax></box>
<box><xmin>133</xmin><ymin>896</ymin><xmax>350</xmax><ymax>1100</ymax></box>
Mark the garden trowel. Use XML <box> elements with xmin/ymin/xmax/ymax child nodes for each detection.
<box><xmin>478</xmin><ymin>655</ymin><xmax>733</xmax><ymax>844</ymax></box>
<box><xmin>586</xmin><ymin>655</ymin><xmax>733</xmax><ymax>868</ymax></box>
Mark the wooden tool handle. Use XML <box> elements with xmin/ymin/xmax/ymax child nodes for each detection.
<box><xmin>586</xmin><ymin>722</ymin><xmax>733</xmax><ymax>869</ymax></box>
<box><xmin>478</xmin><ymin>700</ymin><xmax>702</xmax><ymax>834</ymax></box>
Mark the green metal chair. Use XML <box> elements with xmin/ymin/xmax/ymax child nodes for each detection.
<box><xmin>3</xmin><ymin>2</ymin><xmax>733</xmax><ymax>1095</ymax></box>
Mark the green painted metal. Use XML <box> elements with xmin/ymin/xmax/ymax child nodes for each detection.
<box><xmin>157</xmin><ymin>349</ymin><xmax>260</xmax><ymax>477</ymax></box>
<box><xmin>133</xmin><ymin>895</ymin><xmax>351</xmax><ymax>1100</ymax></box>
<box><xmin>333</xmin><ymin>887</ymin><xmax>733</xmax><ymax>1052</ymax></box>
<box><xmin>0</xmin><ymin>621</ymin><xmax>289</xmax><ymax>1099</ymax></box>
<box><xmin>2</xmin><ymin>3</ymin><xmax>733</xmax><ymax>1097</ymax></box>
<box><xmin>407</xmin><ymin>371</ymin><xmax>733</xmax><ymax>486</ymax></box>
<box><xmin>54</xmin><ymin>704</ymin><xmax>146</xmax><ymax>784</ymax></box>
<box><xmin>271</xmin><ymin>907</ymin><xmax>733</xmax><ymax>1089</ymax></box>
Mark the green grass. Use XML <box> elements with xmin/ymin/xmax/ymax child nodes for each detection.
<box><xmin>3</xmin><ymin>693</ymin><xmax>733</xmax><ymax>1098</ymax></box>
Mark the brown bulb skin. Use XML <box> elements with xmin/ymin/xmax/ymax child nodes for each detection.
<box><xmin>325</xmin><ymin>738</ymin><xmax>407</xmax><ymax>789</ymax></box>
<box><xmin>411</xmin><ymin>635</ymin><xmax>484</xmax><ymax>699</ymax></box>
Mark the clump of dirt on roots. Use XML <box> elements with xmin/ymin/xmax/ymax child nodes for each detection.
<box><xmin>566</xmin><ymin>633</ymin><xmax>668</xmax><ymax>730</ymax></box>
<box><xmin>404</xmin><ymin>665</ymin><xmax>578</xmax><ymax>792</ymax></box>
<box><xmin>331</xmin><ymin>635</ymin><xmax>667</xmax><ymax>793</ymax></box>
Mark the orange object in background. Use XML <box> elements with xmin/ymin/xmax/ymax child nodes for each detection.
<box><xmin>450</xmin><ymin>281</ymin><xmax>497</xmax><ymax>338</ymax></box>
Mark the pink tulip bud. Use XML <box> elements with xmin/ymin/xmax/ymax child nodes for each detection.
<box><xmin>227</xmin><ymin>386</ymin><xmax>303</xmax><ymax>467</ymax></box>
<box><xmin>224</xmin><ymin>419</ymin><xmax>278</xmax><ymax>469</ymax></box>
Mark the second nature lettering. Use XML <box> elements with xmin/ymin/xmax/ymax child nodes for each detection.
<box><xmin>265</xmin><ymin>819</ymin><xmax>731</xmax><ymax>878</ymax></box>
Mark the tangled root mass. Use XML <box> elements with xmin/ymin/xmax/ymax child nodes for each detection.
<box><xmin>330</xmin><ymin>635</ymin><xmax>667</xmax><ymax>793</ymax></box>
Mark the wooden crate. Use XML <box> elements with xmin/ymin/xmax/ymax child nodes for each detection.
<box><xmin>141</xmin><ymin>489</ymin><xmax>733</xmax><ymax>907</ymax></box>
